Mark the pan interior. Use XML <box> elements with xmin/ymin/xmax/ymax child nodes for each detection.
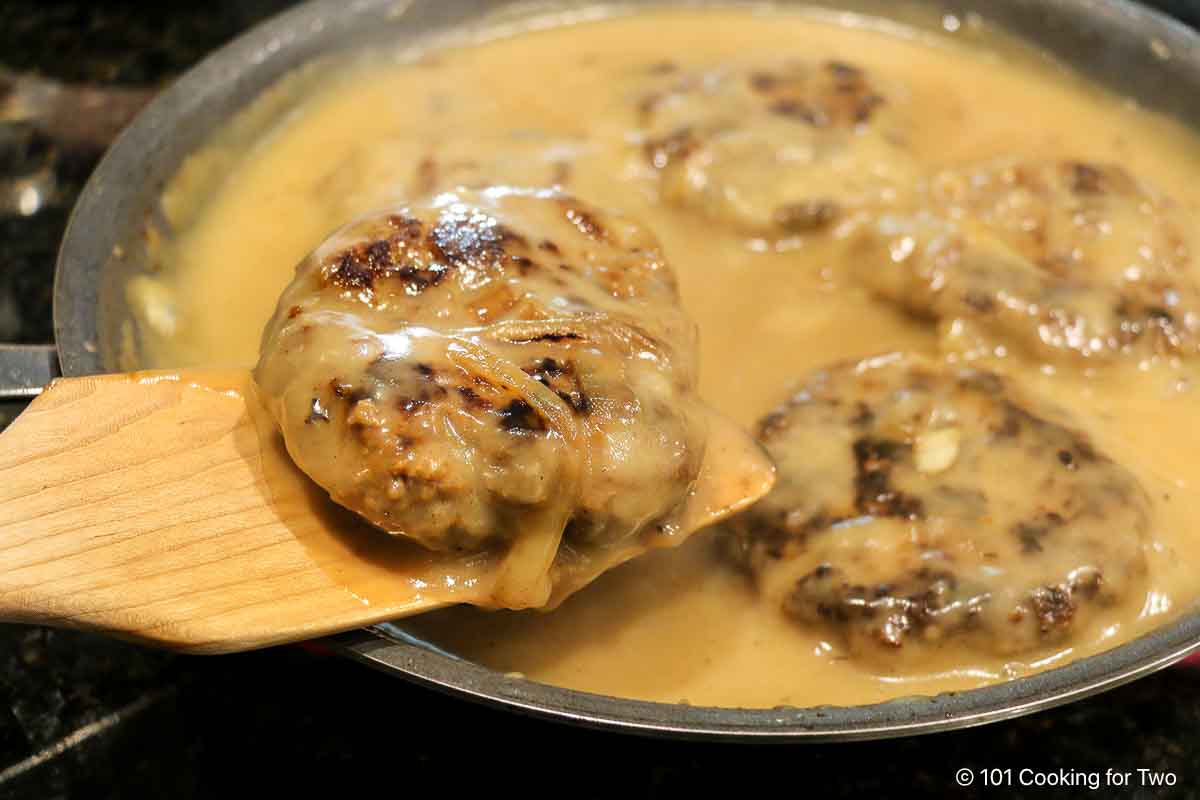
<box><xmin>54</xmin><ymin>0</ymin><xmax>1200</xmax><ymax>738</ymax></box>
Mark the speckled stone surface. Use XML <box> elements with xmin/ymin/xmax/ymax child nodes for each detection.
<box><xmin>0</xmin><ymin>1</ymin><xmax>1199</xmax><ymax>796</ymax></box>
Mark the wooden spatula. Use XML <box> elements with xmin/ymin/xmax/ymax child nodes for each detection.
<box><xmin>0</xmin><ymin>370</ymin><xmax>774</xmax><ymax>654</ymax></box>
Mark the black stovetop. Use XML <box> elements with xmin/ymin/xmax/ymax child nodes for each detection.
<box><xmin>1</xmin><ymin>1</ymin><xmax>1199</xmax><ymax>796</ymax></box>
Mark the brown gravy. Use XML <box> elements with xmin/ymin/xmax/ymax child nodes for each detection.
<box><xmin>129</xmin><ymin>6</ymin><xmax>1200</xmax><ymax>708</ymax></box>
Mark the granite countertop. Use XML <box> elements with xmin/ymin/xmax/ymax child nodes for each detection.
<box><xmin>0</xmin><ymin>1</ymin><xmax>1198</xmax><ymax>796</ymax></box>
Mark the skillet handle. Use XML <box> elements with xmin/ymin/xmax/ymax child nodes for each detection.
<box><xmin>0</xmin><ymin>344</ymin><xmax>60</xmax><ymax>399</ymax></box>
<box><xmin>1</xmin><ymin>69</ymin><xmax>142</xmax><ymax>404</ymax></box>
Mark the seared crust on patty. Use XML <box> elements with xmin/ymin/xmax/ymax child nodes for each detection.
<box><xmin>722</xmin><ymin>353</ymin><xmax>1150</xmax><ymax>659</ymax></box>
<box><xmin>635</xmin><ymin>59</ymin><xmax>917</xmax><ymax>236</ymax></box>
<box><xmin>255</xmin><ymin>188</ymin><xmax>706</xmax><ymax>564</ymax></box>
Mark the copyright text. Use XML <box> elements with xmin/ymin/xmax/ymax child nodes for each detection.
<box><xmin>955</xmin><ymin>768</ymin><xmax>1178</xmax><ymax>789</ymax></box>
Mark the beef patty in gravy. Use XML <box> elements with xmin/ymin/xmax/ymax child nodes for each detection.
<box><xmin>722</xmin><ymin>353</ymin><xmax>1149</xmax><ymax>661</ymax></box>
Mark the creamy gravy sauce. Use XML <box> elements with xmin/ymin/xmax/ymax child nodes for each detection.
<box><xmin>132</xmin><ymin>7</ymin><xmax>1200</xmax><ymax>708</ymax></box>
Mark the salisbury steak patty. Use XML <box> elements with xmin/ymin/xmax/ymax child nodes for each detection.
<box><xmin>255</xmin><ymin>188</ymin><xmax>706</xmax><ymax>574</ymax></box>
<box><xmin>315</xmin><ymin>133</ymin><xmax>585</xmax><ymax>225</ymax></box>
<box><xmin>850</xmin><ymin>160</ymin><xmax>1200</xmax><ymax>363</ymax></box>
<box><xmin>722</xmin><ymin>353</ymin><xmax>1150</xmax><ymax>659</ymax></box>
<box><xmin>635</xmin><ymin>58</ymin><xmax>918</xmax><ymax>237</ymax></box>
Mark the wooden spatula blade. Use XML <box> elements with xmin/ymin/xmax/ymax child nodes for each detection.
<box><xmin>544</xmin><ymin>410</ymin><xmax>776</xmax><ymax>606</ymax></box>
<box><xmin>0</xmin><ymin>370</ymin><xmax>773</xmax><ymax>653</ymax></box>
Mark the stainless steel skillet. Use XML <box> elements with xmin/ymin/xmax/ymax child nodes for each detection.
<box><xmin>14</xmin><ymin>0</ymin><xmax>1200</xmax><ymax>741</ymax></box>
